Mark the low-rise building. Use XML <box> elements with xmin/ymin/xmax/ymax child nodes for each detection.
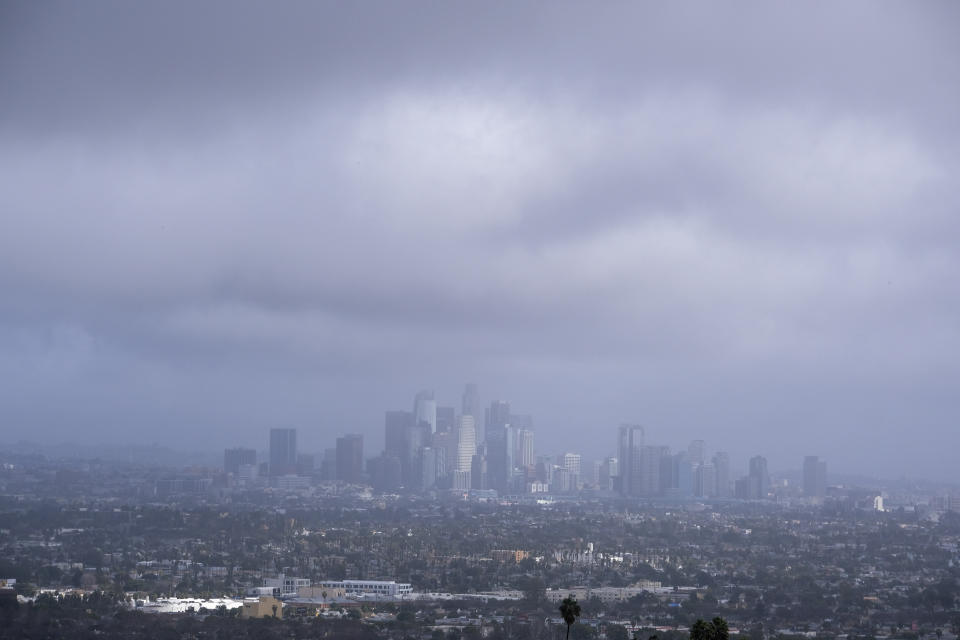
<box><xmin>316</xmin><ymin>580</ymin><xmax>412</xmax><ymax>597</ymax></box>
<box><xmin>240</xmin><ymin>596</ymin><xmax>283</xmax><ymax>619</ymax></box>
<box><xmin>545</xmin><ymin>582</ymin><xmax>662</xmax><ymax>603</ymax></box>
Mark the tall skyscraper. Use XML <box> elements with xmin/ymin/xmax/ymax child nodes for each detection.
<box><xmin>335</xmin><ymin>434</ymin><xmax>364</xmax><ymax>484</ymax></box>
<box><xmin>269</xmin><ymin>428</ymin><xmax>297</xmax><ymax>476</ymax></box>
<box><xmin>224</xmin><ymin>447</ymin><xmax>256</xmax><ymax>475</ymax></box>
<box><xmin>413</xmin><ymin>390</ymin><xmax>437</xmax><ymax>433</ymax></box>
<box><xmin>658</xmin><ymin>447</ymin><xmax>674</xmax><ymax>493</ymax></box>
<box><xmin>803</xmin><ymin>455</ymin><xmax>827</xmax><ymax>498</ymax></box>
<box><xmin>484</xmin><ymin>401</ymin><xmax>512</xmax><ymax>492</ymax></box>
<box><xmin>485</xmin><ymin>400</ymin><xmax>510</xmax><ymax>442</ymax></box>
<box><xmin>640</xmin><ymin>446</ymin><xmax>662</xmax><ymax>496</ymax></box>
<box><xmin>432</xmin><ymin>430</ymin><xmax>458</xmax><ymax>481</ymax></box>
<box><xmin>617</xmin><ymin>424</ymin><xmax>644</xmax><ymax>496</ymax></box>
<box><xmin>384</xmin><ymin>410</ymin><xmax>418</xmax><ymax>487</ymax></box>
<box><xmin>516</xmin><ymin>429</ymin><xmax>535</xmax><ymax>468</ymax></box>
<box><xmin>674</xmin><ymin>452</ymin><xmax>694</xmax><ymax>497</ymax></box>
<box><xmin>384</xmin><ymin>411</ymin><xmax>413</xmax><ymax>460</ymax></box>
<box><xmin>713</xmin><ymin>451</ymin><xmax>731</xmax><ymax>498</ymax></box>
<box><xmin>462</xmin><ymin>383</ymin><xmax>479</xmax><ymax>419</ymax></box>
<box><xmin>746</xmin><ymin>455</ymin><xmax>770</xmax><ymax>499</ymax></box>
<box><xmin>419</xmin><ymin>447</ymin><xmax>437</xmax><ymax>491</ymax></box>
<box><xmin>456</xmin><ymin>415</ymin><xmax>476</xmax><ymax>473</ymax></box>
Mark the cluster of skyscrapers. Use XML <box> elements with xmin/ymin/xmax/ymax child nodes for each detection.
<box><xmin>222</xmin><ymin>384</ymin><xmax>828</xmax><ymax>500</ymax></box>
<box><xmin>225</xmin><ymin>428</ymin><xmax>365</xmax><ymax>487</ymax></box>
<box><xmin>612</xmin><ymin>425</ymin><xmax>731</xmax><ymax>498</ymax></box>
<box><xmin>369</xmin><ymin>385</ymin><xmax>537</xmax><ymax>494</ymax></box>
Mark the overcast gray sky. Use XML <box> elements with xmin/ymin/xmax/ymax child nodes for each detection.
<box><xmin>1</xmin><ymin>2</ymin><xmax>958</xmax><ymax>479</ymax></box>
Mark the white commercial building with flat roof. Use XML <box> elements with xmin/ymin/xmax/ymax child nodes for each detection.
<box><xmin>316</xmin><ymin>580</ymin><xmax>412</xmax><ymax>597</ymax></box>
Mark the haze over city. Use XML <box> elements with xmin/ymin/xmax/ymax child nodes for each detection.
<box><xmin>1</xmin><ymin>2</ymin><xmax>959</xmax><ymax>480</ymax></box>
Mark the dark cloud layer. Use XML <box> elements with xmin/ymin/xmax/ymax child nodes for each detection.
<box><xmin>1</xmin><ymin>2</ymin><xmax>958</xmax><ymax>479</ymax></box>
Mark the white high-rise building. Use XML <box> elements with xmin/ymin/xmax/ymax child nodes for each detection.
<box><xmin>516</xmin><ymin>429</ymin><xmax>535</xmax><ymax>467</ymax></box>
<box><xmin>414</xmin><ymin>390</ymin><xmax>437</xmax><ymax>433</ymax></box>
<box><xmin>562</xmin><ymin>452</ymin><xmax>581</xmax><ymax>476</ymax></box>
<box><xmin>456</xmin><ymin>415</ymin><xmax>476</xmax><ymax>473</ymax></box>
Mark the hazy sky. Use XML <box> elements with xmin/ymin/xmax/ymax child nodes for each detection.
<box><xmin>1</xmin><ymin>2</ymin><xmax>958</xmax><ymax>479</ymax></box>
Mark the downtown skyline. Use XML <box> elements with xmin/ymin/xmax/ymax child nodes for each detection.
<box><xmin>1</xmin><ymin>3</ymin><xmax>958</xmax><ymax>482</ymax></box>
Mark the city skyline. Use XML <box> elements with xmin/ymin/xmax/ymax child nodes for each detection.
<box><xmin>2</xmin><ymin>3</ymin><xmax>959</xmax><ymax>638</ymax></box>
<box><xmin>210</xmin><ymin>384</ymin><xmax>848</xmax><ymax>495</ymax></box>
<box><xmin>1</xmin><ymin>3</ymin><xmax>958</xmax><ymax>482</ymax></box>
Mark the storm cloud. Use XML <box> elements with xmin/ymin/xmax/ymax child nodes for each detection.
<box><xmin>1</xmin><ymin>2</ymin><xmax>958</xmax><ymax>478</ymax></box>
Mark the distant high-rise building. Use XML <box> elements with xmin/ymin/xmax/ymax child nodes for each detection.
<box><xmin>535</xmin><ymin>455</ymin><xmax>553</xmax><ymax>484</ymax></box>
<box><xmin>485</xmin><ymin>423</ymin><xmax>514</xmax><ymax>493</ymax></box>
<box><xmin>224</xmin><ymin>447</ymin><xmax>256</xmax><ymax>475</ymax></box>
<box><xmin>335</xmin><ymin>434</ymin><xmax>363</xmax><ymax>484</ymax></box>
<box><xmin>562</xmin><ymin>453</ymin><xmax>582</xmax><ymax>476</ymax></box>
<box><xmin>485</xmin><ymin>401</ymin><xmax>511</xmax><ymax>442</ymax></box>
<box><xmin>553</xmin><ymin>467</ymin><xmax>577</xmax><ymax>493</ymax></box>
<box><xmin>658</xmin><ymin>447</ymin><xmax>674</xmax><ymax>493</ymax></box>
<box><xmin>483</xmin><ymin>401</ymin><xmax>512</xmax><ymax>492</ymax></box>
<box><xmin>369</xmin><ymin>454</ymin><xmax>402</xmax><ymax>492</ymax></box>
<box><xmin>599</xmin><ymin>456</ymin><xmax>618</xmax><ymax>491</ymax></box>
<box><xmin>269</xmin><ymin>428</ymin><xmax>297</xmax><ymax>476</ymax></box>
<box><xmin>713</xmin><ymin>452</ymin><xmax>731</xmax><ymax>498</ymax></box>
<box><xmin>618</xmin><ymin>424</ymin><xmax>644</xmax><ymax>496</ymax></box>
<box><xmin>695</xmin><ymin>462</ymin><xmax>717</xmax><ymax>497</ymax></box>
<box><xmin>675</xmin><ymin>452</ymin><xmax>694</xmax><ymax>497</ymax></box>
<box><xmin>432</xmin><ymin>430</ymin><xmax>457</xmax><ymax>481</ymax></box>
<box><xmin>462</xmin><ymin>383</ymin><xmax>479</xmax><ymax>419</ymax></box>
<box><xmin>413</xmin><ymin>390</ymin><xmax>437</xmax><ymax>433</ymax></box>
<box><xmin>384</xmin><ymin>411</ymin><xmax>412</xmax><ymax>459</ymax></box>
<box><xmin>743</xmin><ymin>455</ymin><xmax>770</xmax><ymax>500</ymax></box>
<box><xmin>803</xmin><ymin>455</ymin><xmax>827</xmax><ymax>499</ymax></box>
<box><xmin>471</xmin><ymin>451</ymin><xmax>487</xmax><ymax>490</ymax></box>
<box><xmin>384</xmin><ymin>410</ymin><xmax>417</xmax><ymax>486</ymax></box>
<box><xmin>639</xmin><ymin>446</ymin><xmax>662</xmax><ymax>496</ymax></box>
<box><xmin>456</xmin><ymin>415</ymin><xmax>476</xmax><ymax>473</ymax></box>
<box><xmin>687</xmin><ymin>440</ymin><xmax>705</xmax><ymax>466</ymax></box>
<box><xmin>436</xmin><ymin>406</ymin><xmax>456</xmax><ymax>433</ymax></box>
<box><xmin>419</xmin><ymin>447</ymin><xmax>437</xmax><ymax>491</ymax></box>
<box><xmin>516</xmin><ymin>429</ymin><xmax>535</xmax><ymax>468</ymax></box>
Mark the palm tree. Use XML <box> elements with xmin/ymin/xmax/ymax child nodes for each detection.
<box><xmin>711</xmin><ymin>617</ymin><xmax>729</xmax><ymax>640</ymax></box>
<box><xmin>559</xmin><ymin>596</ymin><xmax>581</xmax><ymax>640</ymax></box>
<box><xmin>691</xmin><ymin>617</ymin><xmax>730</xmax><ymax>640</ymax></box>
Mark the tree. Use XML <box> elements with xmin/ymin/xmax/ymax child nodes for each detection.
<box><xmin>607</xmin><ymin>624</ymin><xmax>629</xmax><ymax>640</ymax></box>
<box><xmin>711</xmin><ymin>617</ymin><xmax>730</xmax><ymax>640</ymax></box>
<box><xmin>691</xmin><ymin>617</ymin><xmax>730</xmax><ymax>640</ymax></box>
<box><xmin>559</xmin><ymin>596</ymin><xmax>582</xmax><ymax>640</ymax></box>
<box><xmin>691</xmin><ymin>619</ymin><xmax>711</xmax><ymax>640</ymax></box>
